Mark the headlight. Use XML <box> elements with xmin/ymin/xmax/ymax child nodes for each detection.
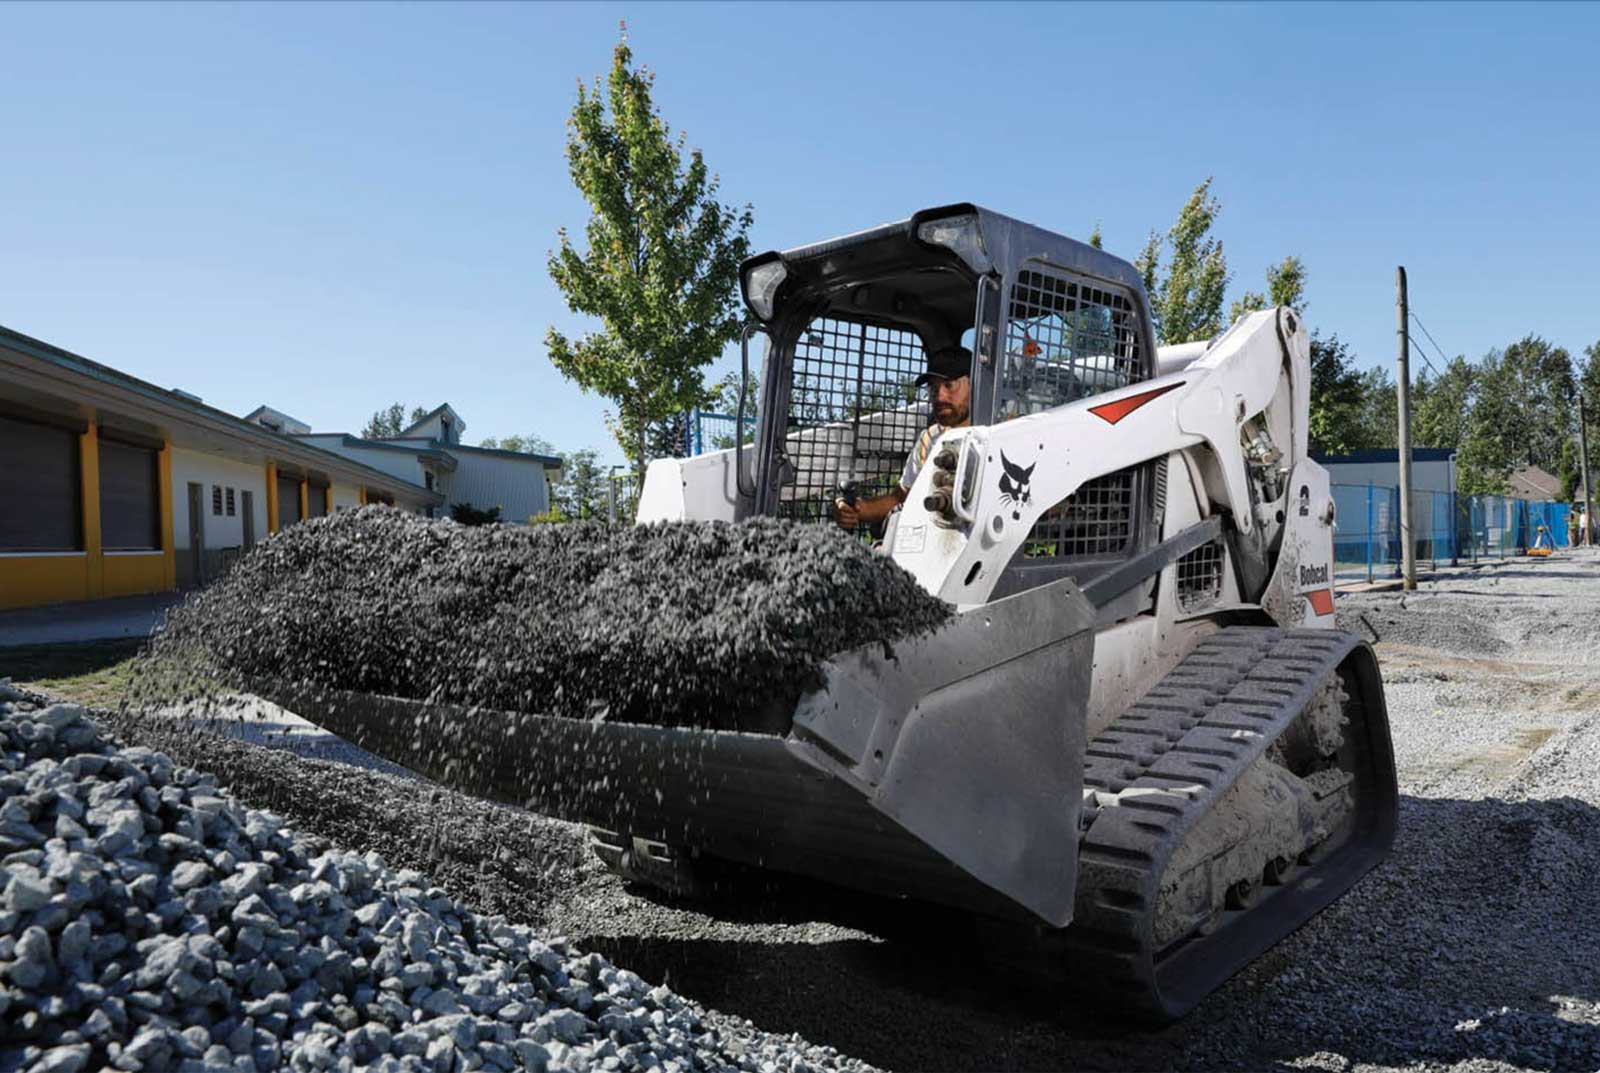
<box><xmin>916</xmin><ymin>213</ymin><xmax>986</xmax><ymax>269</ymax></box>
<box><xmin>743</xmin><ymin>259</ymin><xmax>787</xmax><ymax>321</ymax></box>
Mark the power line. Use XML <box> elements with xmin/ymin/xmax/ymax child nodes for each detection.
<box><xmin>1406</xmin><ymin>310</ymin><xmax>1451</xmax><ymax>379</ymax></box>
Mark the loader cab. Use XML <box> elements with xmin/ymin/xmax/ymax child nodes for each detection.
<box><xmin>739</xmin><ymin>204</ymin><xmax>1162</xmax><ymax>613</ymax></box>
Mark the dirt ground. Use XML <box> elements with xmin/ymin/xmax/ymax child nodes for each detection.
<box><xmin>8</xmin><ymin>549</ymin><xmax>1598</xmax><ymax>1072</ymax></box>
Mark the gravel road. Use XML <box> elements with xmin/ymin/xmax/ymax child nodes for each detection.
<box><xmin>546</xmin><ymin>550</ymin><xmax>1600</xmax><ymax>1072</ymax></box>
<box><xmin>16</xmin><ymin>547</ymin><xmax>1600</xmax><ymax>1071</ymax></box>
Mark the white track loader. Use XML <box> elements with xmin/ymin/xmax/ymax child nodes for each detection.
<box><xmin>279</xmin><ymin>205</ymin><xmax>1397</xmax><ymax>1020</ymax></box>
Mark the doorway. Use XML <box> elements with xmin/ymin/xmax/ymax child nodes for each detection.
<box><xmin>186</xmin><ymin>482</ymin><xmax>205</xmax><ymax>586</ymax></box>
<box><xmin>241</xmin><ymin>490</ymin><xmax>255</xmax><ymax>549</ymax></box>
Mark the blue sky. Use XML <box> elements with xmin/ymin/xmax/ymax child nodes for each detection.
<box><xmin>3</xmin><ymin>2</ymin><xmax>1597</xmax><ymax>463</ymax></box>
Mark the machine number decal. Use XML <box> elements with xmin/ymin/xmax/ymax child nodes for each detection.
<box><xmin>998</xmin><ymin>452</ymin><xmax>1035</xmax><ymax>520</ymax></box>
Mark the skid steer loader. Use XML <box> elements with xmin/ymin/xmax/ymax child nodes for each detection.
<box><xmin>271</xmin><ymin>205</ymin><xmax>1397</xmax><ymax>1020</ymax></box>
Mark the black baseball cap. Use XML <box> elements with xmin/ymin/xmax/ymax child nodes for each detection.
<box><xmin>915</xmin><ymin>345</ymin><xmax>972</xmax><ymax>385</ymax></box>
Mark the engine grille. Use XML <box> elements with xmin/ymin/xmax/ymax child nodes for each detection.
<box><xmin>1175</xmin><ymin>539</ymin><xmax>1226</xmax><ymax>612</ymax></box>
<box><xmin>1025</xmin><ymin>468</ymin><xmax>1139</xmax><ymax>559</ymax></box>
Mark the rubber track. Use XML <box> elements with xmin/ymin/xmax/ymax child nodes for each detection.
<box><xmin>1059</xmin><ymin>626</ymin><xmax>1394</xmax><ymax>1020</ymax></box>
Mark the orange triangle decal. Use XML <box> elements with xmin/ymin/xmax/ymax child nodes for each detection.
<box><xmin>1087</xmin><ymin>382</ymin><xmax>1184</xmax><ymax>425</ymax></box>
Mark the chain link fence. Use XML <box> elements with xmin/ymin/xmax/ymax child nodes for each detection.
<box><xmin>1332</xmin><ymin>483</ymin><xmax>1571</xmax><ymax>583</ymax></box>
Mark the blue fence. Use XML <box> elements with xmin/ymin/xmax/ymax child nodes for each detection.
<box><xmin>687</xmin><ymin>410</ymin><xmax>757</xmax><ymax>456</ymax></box>
<box><xmin>1332</xmin><ymin>483</ymin><xmax>1571</xmax><ymax>583</ymax></box>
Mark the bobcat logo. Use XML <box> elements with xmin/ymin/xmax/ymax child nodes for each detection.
<box><xmin>998</xmin><ymin>451</ymin><xmax>1035</xmax><ymax>521</ymax></box>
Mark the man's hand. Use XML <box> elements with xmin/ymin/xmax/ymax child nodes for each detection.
<box><xmin>834</xmin><ymin>487</ymin><xmax>906</xmax><ymax>531</ymax></box>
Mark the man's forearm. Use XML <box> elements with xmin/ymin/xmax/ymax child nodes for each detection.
<box><xmin>858</xmin><ymin>488</ymin><xmax>906</xmax><ymax>525</ymax></box>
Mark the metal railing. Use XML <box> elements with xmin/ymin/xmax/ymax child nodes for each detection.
<box><xmin>1331</xmin><ymin>483</ymin><xmax>1571</xmax><ymax>583</ymax></box>
<box><xmin>687</xmin><ymin>409</ymin><xmax>758</xmax><ymax>456</ymax></box>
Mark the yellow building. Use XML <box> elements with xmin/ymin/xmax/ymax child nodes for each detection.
<box><xmin>0</xmin><ymin>324</ymin><xmax>442</xmax><ymax>611</ymax></box>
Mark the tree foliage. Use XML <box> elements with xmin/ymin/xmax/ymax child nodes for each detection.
<box><xmin>1135</xmin><ymin>178</ymin><xmax>1230</xmax><ymax>345</ymax></box>
<box><xmin>1411</xmin><ymin>356</ymin><xmax>1475</xmax><ymax>453</ymax></box>
<box><xmin>1231</xmin><ymin>257</ymin><xmax>1307</xmax><ymax>323</ymax></box>
<box><xmin>362</xmin><ymin>404</ymin><xmax>430</xmax><ymax>440</ymax></box>
<box><xmin>1307</xmin><ymin>334</ymin><xmax>1376</xmax><ymax>456</ymax></box>
<box><xmin>545</xmin><ymin>29</ymin><xmax>753</xmax><ymax>479</ymax></box>
<box><xmin>551</xmin><ymin>447</ymin><xmax>607</xmax><ymax>520</ymax></box>
<box><xmin>478</xmin><ymin>434</ymin><xmax>557</xmax><ymax>456</ymax></box>
<box><xmin>1456</xmin><ymin>336</ymin><xmax>1573</xmax><ymax>494</ymax></box>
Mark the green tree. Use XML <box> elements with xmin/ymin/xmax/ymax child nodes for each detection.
<box><xmin>1307</xmin><ymin>334</ymin><xmax>1371</xmax><ymax>456</ymax></box>
<box><xmin>478</xmin><ymin>434</ymin><xmax>557</xmax><ymax>456</ymax></box>
<box><xmin>546</xmin><ymin>30</ymin><xmax>754</xmax><ymax>481</ymax></box>
<box><xmin>1087</xmin><ymin>223</ymin><xmax>1103</xmax><ymax>250</ymax></box>
<box><xmin>706</xmin><ymin>369</ymin><xmax>760</xmax><ymax>448</ymax></box>
<box><xmin>1559</xmin><ymin>438</ymin><xmax>1580</xmax><ymax>503</ymax></box>
<box><xmin>1355</xmin><ymin>366</ymin><xmax>1398</xmax><ymax>450</ymax></box>
<box><xmin>1230</xmin><ymin>256</ymin><xmax>1307</xmax><ymax>323</ymax></box>
<box><xmin>1457</xmin><ymin>350</ymin><xmax>1513</xmax><ymax>495</ymax></box>
<box><xmin>552</xmin><ymin>448</ymin><xmax>606</xmax><ymax>520</ymax></box>
<box><xmin>1135</xmin><ymin>178</ymin><xmax>1230</xmax><ymax>344</ymax></box>
<box><xmin>1412</xmin><ymin>355</ymin><xmax>1475</xmax><ymax>451</ymax></box>
<box><xmin>362</xmin><ymin>403</ymin><xmax>429</xmax><ymax>440</ymax></box>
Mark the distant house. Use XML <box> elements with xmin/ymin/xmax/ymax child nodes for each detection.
<box><xmin>289</xmin><ymin>403</ymin><xmax>564</xmax><ymax>522</ymax></box>
<box><xmin>1507</xmin><ymin>465</ymin><xmax>1561</xmax><ymax>502</ymax></box>
<box><xmin>0</xmin><ymin>324</ymin><xmax>442</xmax><ymax>610</ymax></box>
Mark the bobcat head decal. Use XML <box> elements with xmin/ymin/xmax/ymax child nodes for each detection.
<box><xmin>998</xmin><ymin>451</ymin><xmax>1035</xmax><ymax>521</ymax></box>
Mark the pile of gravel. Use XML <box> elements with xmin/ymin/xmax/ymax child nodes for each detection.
<box><xmin>147</xmin><ymin>509</ymin><xmax>949</xmax><ymax>731</ymax></box>
<box><xmin>0</xmin><ymin>684</ymin><xmax>867</xmax><ymax>1073</ymax></box>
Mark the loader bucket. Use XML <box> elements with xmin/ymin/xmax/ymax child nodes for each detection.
<box><xmin>257</xmin><ymin>578</ymin><xmax>1096</xmax><ymax>926</ymax></box>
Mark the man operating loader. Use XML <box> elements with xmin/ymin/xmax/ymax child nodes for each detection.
<box><xmin>834</xmin><ymin>345</ymin><xmax>971</xmax><ymax>531</ymax></box>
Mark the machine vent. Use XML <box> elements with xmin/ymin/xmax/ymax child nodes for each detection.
<box><xmin>1024</xmin><ymin>467</ymin><xmax>1139</xmax><ymax>560</ymax></box>
<box><xmin>1175</xmin><ymin>538</ymin><xmax>1226</xmax><ymax>612</ymax></box>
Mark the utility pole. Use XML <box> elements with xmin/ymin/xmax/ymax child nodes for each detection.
<box><xmin>1580</xmin><ymin>390</ymin><xmax>1596</xmax><ymax>547</ymax></box>
<box><xmin>1396</xmin><ymin>266</ymin><xmax>1417</xmax><ymax>589</ymax></box>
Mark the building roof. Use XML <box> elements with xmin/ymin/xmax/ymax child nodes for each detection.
<box><xmin>400</xmin><ymin>402</ymin><xmax>464</xmax><ymax>438</ymax></box>
<box><xmin>1508</xmin><ymin>465</ymin><xmax>1562</xmax><ymax>501</ymax></box>
<box><xmin>1312</xmin><ymin>448</ymin><xmax>1457</xmax><ymax>464</ymax></box>
<box><xmin>448</xmin><ymin>442</ymin><xmax>563</xmax><ymax>468</ymax></box>
<box><xmin>0</xmin><ymin>323</ymin><xmax>443</xmax><ymax>505</ymax></box>
<box><xmin>242</xmin><ymin>404</ymin><xmax>311</xmax><ymax>435</ymax></box>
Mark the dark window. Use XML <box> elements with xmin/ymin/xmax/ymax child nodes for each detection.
<box><xmin>99</xmin><ymin>439</ymin><xmax>161</xmax><ymax>551</ymax></box>
<box><xmin>0</xmin><ymin>414</ymin><xmax>82</xmax><ymax>551</ymax></box>
<box><xmin>226</xmin><ymin>487</ymin><xmax>236</xmax><ymax>516</ymax></box>
<box><xmin>277</xmin><ymin>475</ymin><xmax>303</xmax><ymax>526</ymax></box>
<box><xmin>212</xmin><ymin>485</ymin><xmax>223</xmax><ymax>516</ymax></box>
<box><xmin>306</xmin><ymin>482</ymin><xmax>328</xmax><ymax>519</ymax></box>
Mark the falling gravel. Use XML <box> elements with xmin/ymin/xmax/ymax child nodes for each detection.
<box><xmin>0</xmin><ymin>686</ymin><xmax>869</xmax><ymax>1073</ymax></box>
<box><xmin>146</xmin><ymin>509</ymin><xmax>949</xmax><ymax>731</ymax></box>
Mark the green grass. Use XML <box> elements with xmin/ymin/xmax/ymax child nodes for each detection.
<box><xmin>0</xmin><ymin>639</ymin><xmax>146</xmax><ymax>708</ymax></box>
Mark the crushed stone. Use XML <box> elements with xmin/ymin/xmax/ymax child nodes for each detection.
<box><xmin>144</xmin><ymin>508</ymin><xmax>950</xmax><ymax>732</ymax></box>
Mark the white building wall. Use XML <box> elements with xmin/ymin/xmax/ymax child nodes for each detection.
<box><xmin>330</xmin><ymin>483</ymin><xmax>363</xmax><ymax>512</ymax></box>
<box><xmin>1320</xmin><ymin>458</ymin><xmax>1454</xmax><ymax>494</ymax></box>
<box><xmin>171</xmin><ymin>448</ymin><xmax>269</xmax><ymax>553</ymax></box>
<box><xmin>443</xmin><ymin>450</ymin><xmax>551</xmax><ymax>522</ymax></box>
<box><xmin>299</xmin><ymin>436</ymin><xmax>427</xmax><ymax>486</ymax></box>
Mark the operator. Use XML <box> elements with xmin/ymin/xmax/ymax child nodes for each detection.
<box><xmin>834</xmin><ymin>344</ymin><xmax>972</xmax><ymax>531</ymax></box>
